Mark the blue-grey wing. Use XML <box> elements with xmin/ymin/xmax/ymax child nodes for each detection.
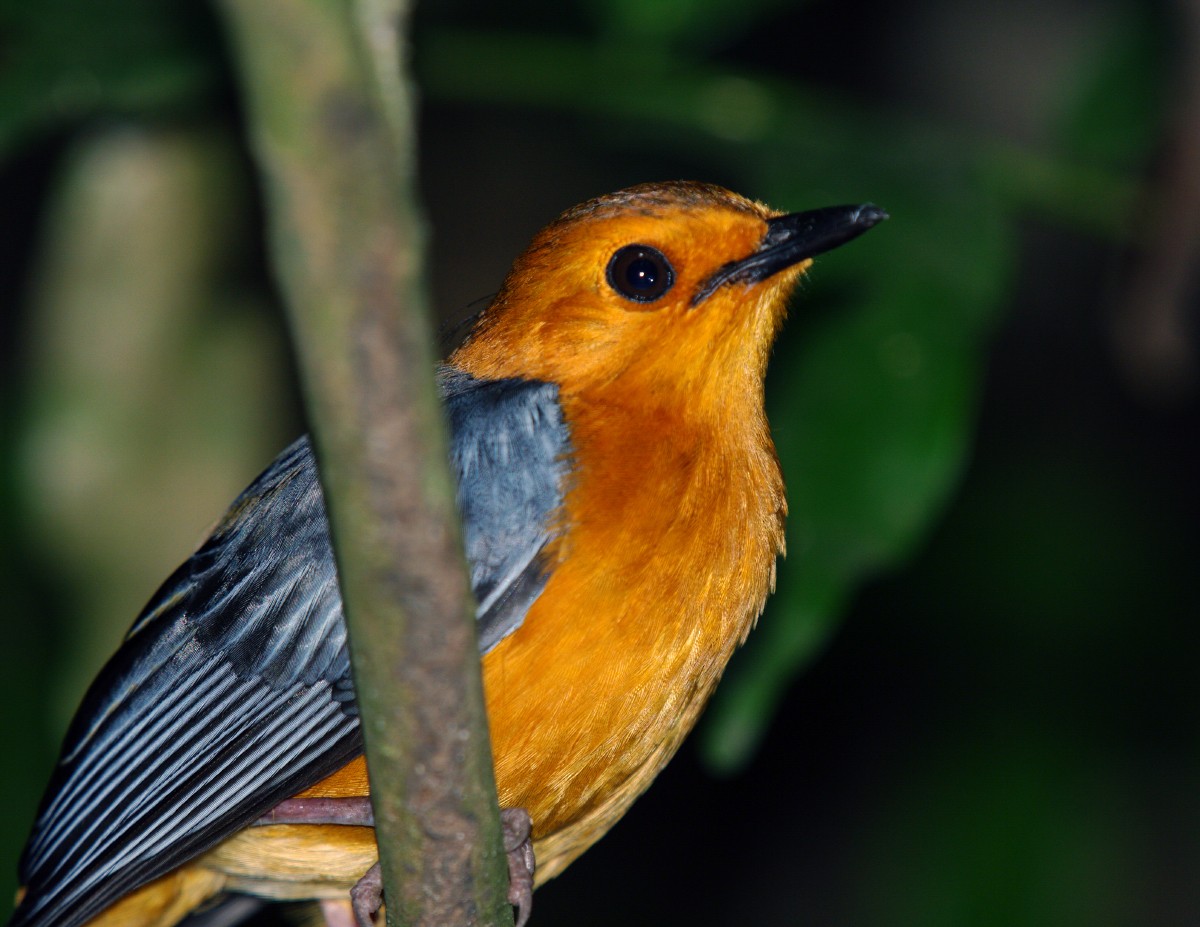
<box><xmin>13</xmin><ymin>438</ymin><xmax>361</xmax><ymax>927</ymax></box>
<box><xmin>442</xmin><ymin>369</ymin><xmax>571</xmax><ymax>652</ymax></box>
<box><xmin>11</xmin><ymin>371</ymin><xmax>571</xmax><ymax>927</ymax></box>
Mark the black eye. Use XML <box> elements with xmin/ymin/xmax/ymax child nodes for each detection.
<box><xmin>607</xmin><ymin>245</ymin><xmax>674</xmax><ymax>303</ymax></box>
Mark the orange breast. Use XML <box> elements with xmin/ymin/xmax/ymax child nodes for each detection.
<box><xmin>481</xmin><ymin>387</ymin><xmax>784</xmax><ymax>878</ymax></box>
<box><xmin>293</xmin><ymin>383</ymin><xmax>784</xmax><ymax>883</ymax></box>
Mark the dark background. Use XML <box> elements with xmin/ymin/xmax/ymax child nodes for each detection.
<box><xmin>1</xmin><ymin>0</ymin><xmax>1197</xmax><ymax>924</ymax></box>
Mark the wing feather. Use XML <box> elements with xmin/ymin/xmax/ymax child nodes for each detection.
<box><xmin>10</xmin><ymin>371</ymin><xmax>571</xmax><ymax>927</ymax></box>
<box><xmin>442</xmin><ymin>369</ymin><xmax>571</xmax><ymax>652</ymax></box>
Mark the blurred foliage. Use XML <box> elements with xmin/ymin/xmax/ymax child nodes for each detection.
<box><xmin>1058</xmin><ymin>2</ymin><xmax>1166</xmax><ymax>169</ymax></box>
<box><xmin>19</xmin><ymin>128</ymin><xmax>290</xmax><ymax>722</ymax></box>
<box><xmin>0</xmin><ymin>0</ymin><xmax>1191</xmax><ymax>924</ymax></box>
<box><xmin>0</xmin><ymin>0</ymin><xmax>217</xmax><ymax>154</ymax></box>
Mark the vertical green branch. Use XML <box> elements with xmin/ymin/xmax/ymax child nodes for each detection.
<box><xmin>216</xmin><ymin>1</ymin><xmax>511</xmax><ymax>924</ymax></box>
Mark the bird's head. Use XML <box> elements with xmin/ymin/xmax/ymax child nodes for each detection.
<box><xmin>452</xmin><ymin>181</ymin><xmax>885</xmax><ymax>410</ymax></box>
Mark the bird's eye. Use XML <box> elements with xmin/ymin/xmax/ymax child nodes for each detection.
<box><xmin>606</xmin><ymin>245</ymin><xmax>674</xmax><ymax>303</ymax></box>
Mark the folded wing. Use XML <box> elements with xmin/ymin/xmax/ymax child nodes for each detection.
<box><xmin>12</xmin><ymin>372</ymin><xmax>571</xmax><ymax>927</ymax></box>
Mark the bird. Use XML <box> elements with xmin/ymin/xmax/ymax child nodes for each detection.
<box><xmin>8</xmin><ymin>181</ymin><xmax>885</xmax><ymax>927</ymax></box>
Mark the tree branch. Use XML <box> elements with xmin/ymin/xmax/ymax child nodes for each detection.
<box><xmin>217</xmin><ymin>1</ymin><xmax>511</xmax><ymax>924</ymax></box>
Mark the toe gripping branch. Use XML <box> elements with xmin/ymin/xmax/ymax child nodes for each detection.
<box><xmin>501</xmin><ymin>808</ymin><xmax>536</xmax><ymax>927</ymax></box>
<box><xmin>259</xmin><ymin>798</ymin><xmax>537</xmax><ymax>926</ymax></box>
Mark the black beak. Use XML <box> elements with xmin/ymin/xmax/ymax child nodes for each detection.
<box><xmin>692</xmin><ymin>203</ymin><xmax>888</xmax><ymax>305</ymax></box>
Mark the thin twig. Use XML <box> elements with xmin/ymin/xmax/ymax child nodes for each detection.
<box><xmin>217</xmin><ymin>1</ymin><xmax>511</xmax><ymax>923</ymax></box>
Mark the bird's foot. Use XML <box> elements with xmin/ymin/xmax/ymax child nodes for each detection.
<box><xmin>257</xmin><ymin>796</ymin><xmax>374</xmax><ymax>827</ymax></box>
<box><xmin>260</xmin><ymin>798</ymin><xmax>532</xmax><ymax>926</ymax></box>
<box><xmin>501</xmin><ymin>807</ymin><xmax>536</xmax><ymax>927</ymax></box>
<box><xmin>260</xmin><ymin>798</ymin><xmax>381</xmax><ymax>926</ymax></box>
<box><xmin>349</xmin><ymin>862</ymin><xmax>384</xmax><ymax>927</ymax></box>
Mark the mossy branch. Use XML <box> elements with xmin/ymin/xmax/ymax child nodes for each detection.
<box><xmin>217</xmin><ymin>1</ymin><xmax>511</xmax><ymax>924</ymax></box>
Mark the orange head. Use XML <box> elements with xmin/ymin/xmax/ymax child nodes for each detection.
<box><xmin>451</xmin><ymin>184</ymin><xmax>884</xmax><ymax>865</ymax></box>
<box><xmin>451</xmin><ymin>181</ymin><xmax>885</xmax><ymax>409</ymax></box>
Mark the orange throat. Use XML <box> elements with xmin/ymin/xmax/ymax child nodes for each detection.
<box><xmin>479</xmin><ymin>380</ymin><xmax>786</xmax><ymax>879</ymax></box>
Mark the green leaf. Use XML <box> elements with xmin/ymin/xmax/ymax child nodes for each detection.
<box><xmin>0</xmin><ymin>0</ymin><xmax>220</xmax><ymax>157</ymax></box>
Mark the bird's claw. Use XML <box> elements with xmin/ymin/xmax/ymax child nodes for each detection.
<box><xmin>283</xmin><ymin>801</ymin><xmax>532</xmax><ymax>927</ymax></box>
<box><xmin>349</xmin><ymin>861</ymin><xmax>383</xmax><ymax>927</ymax></box>
<box><xmin>501</xmin><ymin>807</ymin><xmax>536</xmax><ymax>927</ymax></box>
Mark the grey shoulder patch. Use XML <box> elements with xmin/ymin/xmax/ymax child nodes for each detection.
<box><xmin>441</xmin><ymin>368</ymin><xmax>572</xmax><ymax>652</ymax></box>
